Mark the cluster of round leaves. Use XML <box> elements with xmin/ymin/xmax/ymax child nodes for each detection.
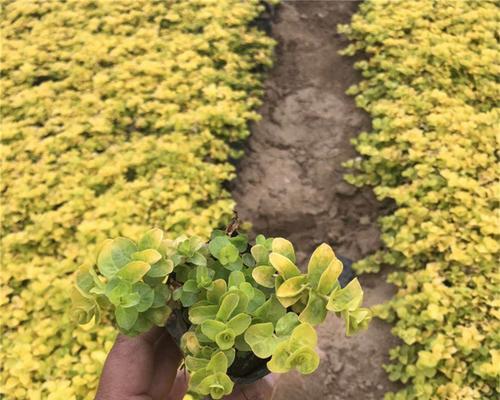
<box><xmin>73</xmin><ymin>229</ymin><xmax>176</xmax><ymax>336</ymax></box>
<box><xmin>0</xmin><ymin>1</ymin><xmax>275</xmax><ymax>398</ymax></box>
<box><xmin>74</xmin><ymin>228</ymin><xmax>371</xmax><ymax>400</ymax></box>
<box><xmin>339</xmin><ymin>1</ymin><xmax>499</xmax><ymax>399</ymax></box>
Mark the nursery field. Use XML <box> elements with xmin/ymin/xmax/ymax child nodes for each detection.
<box><xmin>236</xmin><ymin>1</ymin><xmax>499</xmax><ymax>399</ymax></box>
<box><xmin>0</xmin><ymin>0</ymin><xmax>274</xmax><ymax>398</ymax></box>
<box><xmin>1</xmin><ymin>0</ymin><xmax>498</xmax><ymax>400</ymax></box>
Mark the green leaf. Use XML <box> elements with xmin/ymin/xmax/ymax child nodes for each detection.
<box><xmin>89</xmin><ymin>286</ymin><xmax>104</xmax><ymax>296</ymax></box>
<box><xmin>181</xmin><ymin>331</ymin><xmax>201</xmax><ymax>354</ymax></box>
<box><xmin>250</xmin><ymin>244</ymin><xmax>269</xmax><ymax>265</ymax></box>
<box><xmin>226</xmin><ymin>313</ymin><xmax>251</xmax><ymax>335</ymax></box>
<box><xmin>307</xmin><ymin>243</ymin><xmax>336</xmax><ymax>289</ymax></box>
<box><xmin>276</xmin><ymin>275</ymin><xmax>308</xmax><ymax>298</ymax></box>
<box><xmin>97</xmin><ymin>238</ymin><xmax>137</xmax><ymax>278</ymax></box>
<box><xmin>147</xmin><ymin>259</ymin><xmax>173</xmax><ymax>278</ymax></box>
<box><xmin>144</xmin><ymin>305</ymin><xmax>171</xmax><ymax>326</ymax></box>
<box><xmin>189</xmin><ymin>305</ymin><xmax>218</xmax><ymax>324</ymax></box>
<box><xmin>317</xmin><ymin>259</ymin><xmax>343</xmax><ymax>294</ymax></box>
<box><xmin>244</xmin><ymin>322</ymin><xmax>277</xmax><ymax>358</ymax></box>
<box><xmin>218</xmin><ymin>244</ymin><xmax>239</xmax><ymax>265</ymax></box>
<box><xmin>138</xmin><ymin>228</ymin><xmax>163</xmax><ymax>250</ymax></box>
<box><xmin>189</xmin><ymin>368</ymin><xmax>211</xmax><ymax>391</ymax></box>
<box><xmin>226</xmin><ymin>290</ymin><xmax>249</xmax><ymax>316</ymax></box>
<box><xmin>71</xmin><ymin>288</ymin><xmax>98</xmax><ymax>324</ymax></box>
<box><xmin>228</xmin><ymin>271</ymin><xmax>245</xmax><ymax>288</ymax></box>
<box><xmin>417</xmin><ymin>351</ymin><xmax>440</xmax><ymax>369</ymax></box>
<box><xmin>185</xmin><ymin>356</ymin><xmax>209</xmax><ymax>371</ymax></box>
<box><xmin>157</xmin><ymin>239</ymin><xmax>174</xmax><ymax>259</ymax></box>
<box><xmin>171</xmin><ymin>254</ymin><xmax>184</xmax><ymax>268</ymax></box>
<box><xmin>115</xmin><ymin>305</ymin><xmax>138</xmax><ymax>330</ymax></box>
<box><xmin>215</xmin><ymin>329</ymin><xmax>236</xmax><ymax>350</ymax></box>
<box><xmin>189</xmin><ymin>236</ymin><xmax>205</xmax><ymax>253</ymax></box>
<box><xmin>121</xmin><ymin>291</ymin><xmax>141</xmax><ymax>308</ymax></box>
<box><xmin>195</xmin><ymin>265</ymin><xmax>212</xmax><ymax>288</ymax></box>
<box><xmin>238</xmin><ymin>282</ymin><xmax>254</xmax><ymax>300</ymax></box>
<box><xmin>198</xmin><ymin>345</ymin><xmax>216</xmax><ymax>359</ymax></box>
<box><xmin>267</xmin><ymin>341</ymin><xmax>291</xmax><ymax>373</ymax></box>
<box><xmin>177</xmin><ymin>239</ymin><xmax>192</xmax><ymax>257</ymax></box>
<box><xmin>247</xmin><ymin>287</ymin><xmax>266</xmax><ymax>313</ymax></box>
<box><xmin>201</xmin><ymin>319</ymin><xmax>226</xmax><ymax>340</ymax></box>
<box><xmin>197</xmin><ymin>372</ymin><xmax>234</xmax><ymax>399</ymax></box>
<box><xmin>235</xmin><ymin>334</ymin><xmax>252</xmax><ymax>351</ymax></box>
<box><xmin>287</xmin><ymin>346</ymin><xmax>320</xmax><ymax>374</ymax></box>
<box><xmin>272</xmin><ymin>238</ymin><xmax>296</xmax><ymax>263</ymax></box>
<box><xmin>75</xmin><ymin>266</ymin><xmax>95</xmax><ymax>295</ymax></box>
<box><xmin>133</xmin><ymin>282</ymin><xmax>155</xmax><ymax>312</ymax></box>
<box><xmin>256</xmin><ymin>234</ymin><xmax>274</xmax><ymax>250</ymax></box>
<box><xmin>132</xmin><ymin>249</ymin><xmax>162</xmax><ymax>264</ymax></box>
<box><xmin>172</xmin><ymin>286</ymin><xmax>182</xmax><ymax>300</ymax></box>
<box><xmin>242</xmin><ymin>253</ymin><xmax>255</xmax><ymax>267</ymax></box>
<box><xmin>86</xmin><ymin>264</ymin><xmax>105</xmax><ymax>290</ymax></box>
<box><xmin>116</xmin><ymin>261</ymin><xmax>151</xmax><ymax>283</ymax></box>
<box><xmin>277</xmin><ymin>293</ymin><xmax>302</xmax><ymax>308</ymax></box>
<box><xmin>180</xmin><ymin>290</ymin><xmax>199</xmax><ymax>307</ymax></box>
<box><xmin>216</xmin><ymin>293</ymin><xmax>239</xmax><ymax>322</ymax></box>
<box><xmin>207</xmin><ymin>351</ymin><xmax>228</xmax><ymax>374</ymax></box>
<box><xmin>105</xmin><ymin>277</ymin><xmax>132</xmax><ymax>306</ymax></box>
<box><xmin>71</xmin><ymin>287</ymin><xmax>95</xmax><ymax>312</ymax></box>
<box><xmin>223</xmin><ymin>348</ymin><xmax>235</xmax><ymax>367</ymax></box>
<box><xmin>223</xmin><ymin>257</ymin><xmax>243</xmax><ymax>271</ymax></box>
<box><xmin>253</xmin><ymin>295</ymin><xmax>286</xmax><ymax>325</ymax></box>
<box><xmin>275</xmin><ymin>275</ymin><xmax>284</xmax><ymax>292</ymax></box>
<box><xmin>152</xmin><ymin>285</ymin><xmax>171</xmax><ymax>308</ymax></box>
<box><xmin>211</xmin><ymin>229</ymin><xmax>226</xmax><ymax>239</ymax></box>
<box><xmin>327</xmin><ymin>278</ymin><xmax>363</xmax><ymax>312</ymax></box>
<box><xmin>276</xmin><ymin>313</ymin><xmax>300</xmax><ymax>337</ymax></box>
<box><xmin>183</xmin><ymin>279</ymin><xmax>199</xmax><ymax>293</ymax></box>
<box><xmin>188</xmin><ymin>252</ymin><xmax>207</xmax><ymax>267</ymax></box>
<box><xmin>251</xmin><ymin>265</ymin><xmax>275</xmax><ymax>288</ymax></box>
<box><xmin>298</xmin><ymin>290</ymin><xmax>327</xmax><ymax>326</ymax></box>
<box><xmin>131</xmin><ymin>314</ymin><xmax>154</xmax><ymax>334</ymax></box>
<box><xmin>345</xmin><ymin>307</ymin><xmax>372</xmax><ymax>336</ymax></box>
<box><xmin>207</xmin><ymin>279</ymin><xmax>227</xmax><ymax>304</ymax></box>
<box><xmin>269</xmin><ymin>252</ymin><xmax>301</xmax><ymax>280</ymax></box>
<box><xmin>255</xmin><ymin>234</ymin><xmax>266</xmax><ymax>246</ymax></box>
<box><xmin>230</xmin><ymin>235</ymin><xmax>248</xmax><ymax>252</ymax></box>
<box><xmin>208</xmin><ymin>236</ymin><xmax>231</xmax><ymax>258</ymax></box>
<box><xmin>288</xmin><ymin>323</ymin><xmax>317</xmax><ymax>351</ymax></box>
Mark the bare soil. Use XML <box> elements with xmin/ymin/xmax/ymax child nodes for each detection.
<box><xmin>231</xmin><ymin>1</ymin><xmax>402</xmax><ymax>399</ymax></box>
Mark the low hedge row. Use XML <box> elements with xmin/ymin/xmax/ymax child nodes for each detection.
<box><xmin>0</xmin><ymin>1</ymin><xmax>274</xmax><ymax>398</ymax></box>
<box><xmin>340</xmin><ymin>1</ymin><xmax>499</xmax><ymax>399</ymax></box>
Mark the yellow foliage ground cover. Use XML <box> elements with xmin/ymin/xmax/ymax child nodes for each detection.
<box><xmin>340</xmin><ymin>1</ymin><xmax>499</xmax><ymax>399</ymax></box>
<box><xmin>0</xmin><ymin>1</ymin><xmax>274</xmax><ymax>398</ymax></box>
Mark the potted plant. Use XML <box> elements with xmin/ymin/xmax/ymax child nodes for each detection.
<box><xmin>73</xmin><ymin>224</ymin><xmax>371</xmax><ymax>399</ymax></box>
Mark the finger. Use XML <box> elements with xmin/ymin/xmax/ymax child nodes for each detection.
<box><xmin>166</xmin><ymin>372</ymin><xmax>189</xmax><ymax>400</ymax></box>
<box><xmin>95</xmin><ymin>327</ymin><xmax>164</xmax><ymax>400</ymax></box>
<box><xmin>149</xmin><ymin>332</ymin><xmax>183</xmax><ymax>400</ymax></box>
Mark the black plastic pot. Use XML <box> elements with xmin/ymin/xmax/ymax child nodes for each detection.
<box><xmin>165</xmin><ymin>256</ymin><xmax>356</xmax><ymax>385</ymax></box>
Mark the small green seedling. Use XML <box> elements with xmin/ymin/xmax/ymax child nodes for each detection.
<box><xmin>73</xmin><ymin>228</ymin><xmax>371</xmax><ymax>399</ymax></box>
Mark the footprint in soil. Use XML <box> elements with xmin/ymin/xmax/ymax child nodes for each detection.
<box><xmin>231</xmin><ymin>2</ymin><xmax>402</xmax><ymax>399</ymax></box>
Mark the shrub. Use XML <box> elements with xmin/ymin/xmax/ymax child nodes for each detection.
<box><xmin>0</xmin><ymin>1</ymin><xmax>275</xmax><ymax>398</ymax></box>
<box><xmin>74</xmin><ymin>228</ymin><xmax>371</xmax><ymax>399</ymax></box>
<box><xmin>339</xmin><ymin>1</ymin><xmax>499</xmax><ymax>399</ymax></box>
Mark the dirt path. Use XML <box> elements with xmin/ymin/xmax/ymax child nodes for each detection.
<box><xmin>231</xmin><ymin>2</ymin><xmax>401</xmax><ymax>399</ymax></box>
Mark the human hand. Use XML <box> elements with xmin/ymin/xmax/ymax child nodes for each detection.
<box><xmin>95</xmin><ymin>327</ymin><xmax>186</xmax><ymax>400</ymax></box>
<box><xmin>95</xmin><ymin>327</ymin><xmax>275</xmax><ymax>400</ymax></box>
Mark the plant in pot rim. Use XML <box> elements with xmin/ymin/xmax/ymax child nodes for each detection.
<box><xmin>73</xmin><ymin>226</ymin><xmax>372</xmax><ymax>399</ymax></box>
